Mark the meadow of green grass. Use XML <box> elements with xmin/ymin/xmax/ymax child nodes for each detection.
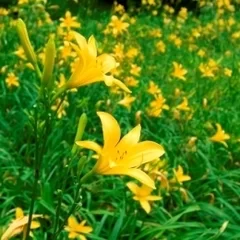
<box><xmin>1</xmin><ymin>0</ymin><xmax>240</xmax><ymax>239</ymax></box>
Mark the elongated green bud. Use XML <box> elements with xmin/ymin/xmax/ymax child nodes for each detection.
<box><xmin>42</xmin><ymin>36</ymin><xmax>56</xmax><ymax>88</ymax></box>
<box><xmin>16</xmin><ymin>19</ymin><xmax>37</xmax><ymax>66</ymax></box>
<box><xmin>71</xmin><ymin>113</ymin><xmax>88</xmax><ymax>155</ymax></box>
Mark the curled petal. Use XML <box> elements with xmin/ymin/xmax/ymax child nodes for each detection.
<box><xmin>76</xmin><ymin>141</ymin><xmax>102</xmax><ymax>154</ymax></box>
<box><xmin>103</xmin><ymin>167</ymin><xmax>155</xmax><ymax>189</ymax></box>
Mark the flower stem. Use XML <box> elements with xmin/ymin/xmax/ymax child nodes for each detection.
<box><xmin>51</xmin><ymin>169</ymin><xmax>94</xmax><ymax>239</ymax></box>
<box><xmin>25</xmin><ymin>105</ymin><xmax>40</xmax><ymax>239</ymax></box>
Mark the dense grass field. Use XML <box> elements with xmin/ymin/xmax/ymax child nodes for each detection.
<box><xmin>1</xmin><ymin>0</ymin><xmax>240</xmax><ymax>239</ymax></box>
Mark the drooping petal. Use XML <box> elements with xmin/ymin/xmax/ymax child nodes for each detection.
<box><xmin>139</xmin><ymin>200</ymin><xmax>151</xmax><ymax>214</ymax></box>
<box><xmin>97</xmin><ymin>112</ymin><xmax>121</xmax><ymax>149</ymax></box>
<box><xmin>122</xmin><ymin>141</ymin><xmax>165</xmax><ymax>168</ymax></box>
<box><xmin>103</xmin><ymin>167</ymin><xmax>155</xmax><ymax>189</ymax></box>
<box><xmin>126</xmin><ymin>182</ymin><xmax>139</xmax><ymax>195</ymax></box>
<box><xmin>76</xmin><ymin>141</ymin><xmax>102</xmax><ymax>154</ymax></box>
<box><xmin>117</xmin><ymin>125</ymin><xmax>141</xmax><ymax>152</ymax></box>
<box><xmin>104</xmin><ymin>75</ymin><xmax>131</xmax><ymax>93</ymax></box>
<box><xmin>1</xmin><ymin>215</ymin><xmax>42</xmax><ymax>240</ymax></box>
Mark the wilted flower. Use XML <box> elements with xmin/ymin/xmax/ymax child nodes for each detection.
<box><xmin>1</xmin><ymin>208</ymin><xmax>41</xmax><ymax>240</ymax></box>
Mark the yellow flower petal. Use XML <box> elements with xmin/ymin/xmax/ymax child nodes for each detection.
<box><xmin>123</xmin><ymin>141</ymin><xmax>165</xmax><ymax>168</ymax></box>
<box><xmin>88</xmin><ymin>35</ymin><xmax>97</xmax><ymax>58</ymax></box>
<box><xmin>97</xmin><ymin>112</ymin><xmax>121</xmax><ymax>149</ymax></box>
<box><xmin>74</xmin><ymin>32</ymin><xmax>88</xmax><ymax>50</ymax></box>
<box><xmin>97</xmin><ymin>54</ymin><xmax>117</xmax><ymax>73</ymax></box>
<box><xmin>146</xmin><ymin>195</ymin><xmax>162</xmax><ymax>201</ymax></box>
<box><xmin>30</xmin><ymin>221</ymin><xmax>40</xmax><ymax>229</ymax></box>
<box><xmin>140</xmin><ymin>200</ymin><xmax>151</xmax><ymax>214</ymax></box>
<box><xmin>117</xmin><ymin>125</ymin><xmax>141</xmax><ymax>151</ymax></box>
<box><xmin>104</xmin><ymin>167</ymin><xmax>155</xmax><ymax>189</ymax></box>
<box><xmin>76</xmin><ymin>140</ymin><xmax>102</xmax><ymax>154</ymax></box>
<box><xmin>15</xmin><ymin>208</ymin><xmax>24</xmax><ymax>218</ymax></box>
<box><xmin>126</xmin><ymin>182</ymin><xmax>140</xmax><ymax>195</ymax></box>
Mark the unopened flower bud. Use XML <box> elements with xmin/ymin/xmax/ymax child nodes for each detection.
<box><xmin>42</xmin><ymin>36</ymin><xmax>56</xmax><ymax>89</ymax></box>
<box><xmin>71</xmin><ymin>113</ymin><xmax>88</xmax><ymax>155</ymax></box>
<box><xmin>16</xmin><ymin>19</ymin><xmax>37</xmax><ymax>66</ymax></box>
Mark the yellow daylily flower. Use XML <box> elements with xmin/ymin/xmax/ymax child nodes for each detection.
<box><xmin>1</xmin><ymin>207</ymin><xmax>41</xmax><ymax>240</ymax></box>
<box><xmin>59</xmin><ymin>11</ymin><xmax>81</xmax><ymax>29</ymax></box>
<box><xmin>170</xmin><ymin>165</ymin><xmax>191</xmax><ymax>185</ymax></box>
<box><xmin>176</xmin><ymin>97</ymin><xmax>191</xmax><ymax>111</ymax></box>
<box><xmin>64</xmin><ymin>32</ymin><xmax>130</xmax><ymax>93</ymax></box>
<box><xmin>65</xmin><ymin>216</ymin><xmax>92</xmax><ymax>240</ymax></box>
<box><xmin>76</xmin><ymin>112</ymin><xmax>165</xmax><ymax>189</ymax></box>
<box><xmin>209</xmin><ymin>123</ymin><xmax>230</xmax><ymax>147</ymax></box>
<box><xmin>171</xmin><ymin>62</ymin><xmax>187</xmax><ymax>80</ymax></box>
<box><xmin>127</xmin><ymin>182</ymin><xmax>162</xmax><ymax>213</ymax></box>
<box><xmin>118</xmin><ymin>95</ymin><xmax>136</xmax><ymax>110</ymax></box>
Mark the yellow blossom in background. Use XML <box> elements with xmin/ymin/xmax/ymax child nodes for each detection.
<box><xmin>178</xmin><ymin>7</ymin><xmax>188</xmax><ymax>22</ymax></box>
<box><xmin>1</xmin><ymin>207</ymin><xmax>41</xmax><ymax>240</ymax></box>
<box><xmin>171</xmin><ymin>62</ymin><xmax>187</xmax><ymax>81</ymax></box>
<box><xmin>130</xmin><ymin>64</ymin><xmax>141</xmax><ymax>76</ymax></box>
<box><xmin>108</xmin><ymin>15</ymin><xmax>129</xmax><ymax>36</ymax></box>
<box><xmin>18</xmin><ymin>0</ymin><xmax>28</xmax><ymax>5</ymax></box>
<box><xmin>113</xmin><ymin>43</ymin><xmax>124</xmax><ymax>61</ymax></box>
<box><xmin>60</xmin><ymin>11</ymin><xmax>81</xmax><ymax>29</ymax></box>
<box><xmin>113</xmin><ymin>2</ymin><xmax>125</xmax><ymax>15</ymax></box>
<box><xmin>64</xmin><ymin>32</ymin><xmax>130</xmax><ymax>93</ymax></box>
<box><xmin>118</xmin><ymin>95</ymin><xmax>136</xmax><ymax>110</ymax></box>
<box><xmin>209</xmin><ymin>123</ymin><xmax>230</xmax><ymax>147</ymax></box>
<box><xmin>127</xmin><ymin>182</ymin><xmax>162</xmax><ymax>213</ymax></box>
<box><xmin>51</xmin><ymin>97</ymin><xmax>69</xmax><ymax>118</ymax></box>
<box><xmin>76</xmin><ymin>112</ymin><xmax>165</xmax><ymax>188</ymax></box>
<box><xmin>197</xmin><ymin>49</ymin><xmax>206</xmax><ymax>57</ymax></box>
<box><xmin>156</xmin><ymin>40</ymin><xmax>166</xmax><ymax>53</ymax></box>
<box><xmin>59</xmin><ymin>41</ymin><xmax>76</xmax><ymax>60</ymax></box>
<box><xmin>224</xmin><ymin>67</ymin><xmax>232</xmax><ymax>77</ymax></box>
<box><xmin>5</xmin><ymin>73</ymin><xmax>19</xmax><ymax>88</ymax></box>
<box><xmin>124</xmin><ymin>76</ymin><xmax>139</xmax><ymax>87</ymax></box>
<box><xmin>14</xmin><ymin>46</ymin><xmax>26</xmax><ymax>60</ymax></box>
<box><xmin>65</xmin><ymin>215</ymin><xmax>92</xmax><ymax>239</ymax></box>
<box><xmin>147</xmin><ymin>81</ymin><xmax>161</xmax><ymax>95</ymax></box>
<box><xmin>0</xmin><ymin>8</ymin><xmax>8</xmax><ymax>16</ymax></box>
<box><xmin>176</xmin><ymin>97</ymin><xmax>191</xmax><ymax>111</ymax></box>
<box><xmin>170</xmin><ymin>165</ymin><xmax>191</xmax><ymax>185</ymax></box>
<box><xmin>126</xmin><ymin>47</ymin><xmax>139</xmax><ymax>59</ymax></box>
<box><xmin>147</xmin><ymin>94</ymin><xmax>169</xmax><ymax>117</ymax></box>
<box><xmin>199</xmin><ymin>63</ymin><xmax>215</xmax><ymax>77</ymax></box>
<box><xmin>149</xmin><ymin>28</ymin><xmax>162</xmax><ymax>38</ymax></box>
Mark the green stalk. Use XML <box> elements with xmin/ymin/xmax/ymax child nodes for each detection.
<box><xmin>25</xmin><ymin>105</ymin><xmax>40</xmax><ymax>239</ymax></box>
<box><xmin>51</xmin><ymin>168</ymin><xmax>95</xmax><ymax>239</ymax></box>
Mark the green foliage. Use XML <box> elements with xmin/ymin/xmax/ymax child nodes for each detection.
<box><xmin>1</xmin><ymin>0</ymin><xmax>240</xmax><ymax>239</ymax></box>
